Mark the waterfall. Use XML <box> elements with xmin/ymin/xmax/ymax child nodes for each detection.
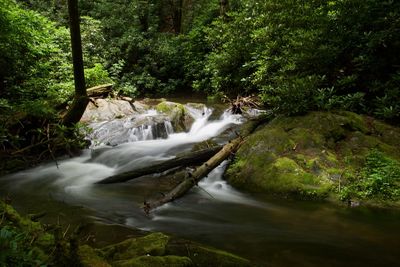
<box><xmin>3</xmin><ymin>106</ymin><xmax>243</xmax><ymax>189</ymax></box>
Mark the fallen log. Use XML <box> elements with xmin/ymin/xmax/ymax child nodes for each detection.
<box><xmin>87</xmin><ymin>84</ymin><xmax>113</xmax><ymax>98</ymax></box>
<box><xmin>96</xmin><ymin>145</ymin><xmax>223</xmax><ymax>184</ymax></box>
<box><xmin>143</xmin><ymin>138</ymin><xmax>242</xmax><ymax>213</ymax></box>
<box><xmin>143</xmin><ymin>114</ymin><xmax>270</xmax><ymax>213</ymax></box>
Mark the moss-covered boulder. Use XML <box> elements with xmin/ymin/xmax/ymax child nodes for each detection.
<box><xmin>0</xmin><ymin>202</ymin><xmax>253</xmax><ymax>266</ymax></box>
<box><xmin>155</xmin><ymin>101</ymin><xmax>195</xmax><ymax>132</ymax></box>
<box><xmin>98</xmin><ymin>232</ymin><xmax>251</xmax><ymax>267</ymax></box>
<box><xmin>226</xmin><ymin>111</ymin><xmax>400</xmax><ymax>203</ymax></box>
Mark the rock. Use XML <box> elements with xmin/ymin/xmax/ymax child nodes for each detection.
<box><xmin>0</xmin><ymin>202</ymin><xmax>253</xmax><ymax>267</ymax></box>
<box><xmin>156</xmin><ymin>101</ymin><xmax>197</xmax><ymax>132</ymax></box>
<box><xmin>99</xmin><ymin>232</ymin><xmax>251</xmax><ymax>267</ymax></box>
<box><xmin>81</xmin><ymin>99</ymin><xmax>137</xmax><ymax>122</ymax></box>
<box><xmin>226</xmin><ymin>111</ymin><xmax>400</xmax><ymax>201</ymax></box>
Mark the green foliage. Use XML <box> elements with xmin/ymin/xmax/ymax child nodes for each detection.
<box><xmin>0</xmin><ymin>226</ymin><xmax>45</xmax><ymax>266</ymax></box>
<box><xmin>340</xmin><ymin>150</ymin><xmax>400</xmax><ymax>201</ymax></box>
<box><xmin>186</xmin><ymin>0</ymin><xmax>400</xmax><ymax>121</ymax></box>
<box><xmin>0</xmin><ymin>0</ymin><xmax>74</xmax><ymax>112</ymax></box>
<box><xmin>7</xmin><ymin>0</ymin><xmax>400</xmax><ymax>122</ymax></box>
<box><xmin>85</xmin><ymin>63</ymin><xmax>112</xmax><ymax>88</ymax></box>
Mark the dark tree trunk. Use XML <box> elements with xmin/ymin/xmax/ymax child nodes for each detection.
<box><xmin>172</xmin><ymin>0</ymin><xmax>183</xmax><ymax>33</ymax></box>
<box><xmin>96</xmin><ymin>145</ymin><xmax>223</xmax><ymax>184</ymax></box>
<box><xmin>220</xmin><ymin>0</ymin><xmax>229</xmax><ymax>19</ymax></box>
<box><xmin>62</xmin><ymin>0</ymin><xmax>88</xmax><ymax>126</ymax></box>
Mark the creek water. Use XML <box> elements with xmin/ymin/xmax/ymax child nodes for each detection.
<box><xmin>1</xmin><ymin>103</ymin><xmax>399</xmax><ymax>266</ymax></box>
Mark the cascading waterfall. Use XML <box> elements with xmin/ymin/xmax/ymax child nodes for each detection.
<box><xmin>2</xmin><ymin>103</ymin><xmax>398</xmax><ymax>267</ymax></box>
<box><xmin>2</xmin><ymin>106</ymin><xmax>245</xmax><ymax>197</ymax></box>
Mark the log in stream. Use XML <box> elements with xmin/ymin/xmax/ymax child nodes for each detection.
<box><xmin>96</xmin><ymin>145</ymin><xmax>223</xmax><ymax>184</ymax></box>
<box><xmin>143</xmin><ymin>115</ymin><xmax>269</xmax><ymax>213</ymax></box>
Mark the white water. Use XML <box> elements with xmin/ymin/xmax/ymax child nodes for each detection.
<box><xmin>2</xmin><ymin>107</ymin><xmax>251</xmax><ymax>205</ymax></box>
<box><xmin>3</xmin><ymin>105</ymin><xmax>400</xmax><ymax>267</ymax></box>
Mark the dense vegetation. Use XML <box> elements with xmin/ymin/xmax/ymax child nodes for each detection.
<box><xmin>0</xmin><ymin>0</ymin><xmax>398</xmax><ymax>168</ymax></box>
<box><xmin>1</xmin><ymin>1</ymin><xmax>400</xmax><ymax>265</ymax></box>
<box><xmin>5</xmin><ymin>0</ymin><xmax>398</xmax><ymax>120</ymax></box>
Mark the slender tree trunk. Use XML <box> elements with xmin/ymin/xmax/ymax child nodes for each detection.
<box><xmin>173</xmin><ymin>0</ymin><xmax>183</xmax><ymax>33</ymax></box>
<box><xmin>220</xmin><ymin>0</ymin><xmax>229</xmax><ymax>19</ymax></box>
<box><xmin>62</xmin><ymin>0</ymin><xmax>88</xmax><ymax>126</ymax></box>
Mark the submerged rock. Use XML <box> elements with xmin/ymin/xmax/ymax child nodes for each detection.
<box><xmin>0</xmin><ymin>202</ymin><xmax>253</xmax><ymax>267</ymax></box>
<box><xmin>97</xmin><ymin>232</ymin><xmax>251</xmax><ymax>267</ymax></box>
<box><xmin>225</xmin><ymin>111</ymin><xmax>400</xmax><ymax>202</ymax></box>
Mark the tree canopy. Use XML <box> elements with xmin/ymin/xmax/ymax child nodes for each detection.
<box><xmin>1</xmin><ymin>0</ymin><xmax>399</xmax><ymax>155</ymax></box>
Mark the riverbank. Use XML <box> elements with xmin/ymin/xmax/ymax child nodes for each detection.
<box><xmin>226</xmin><ymin>110</ymin><xmax>400</xmax><ymax>208</ymax></box>
<box><xmin>0</xmin><ymin>201</ymin><xmax>252</xmax><ymax>266</ymax></box>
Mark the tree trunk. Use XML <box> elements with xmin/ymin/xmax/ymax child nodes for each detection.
<box><xmin>87</xmin><ymin>84</ymin><xmax>113</xmax><ymax>98</ymax></box>
<box><xmin>143</xmin><ymin>114</ymin><xmax>269</xmax><ymax>213</ymax></box>
<box><xmin>143</xmin><ymin>138</ymin><xmax>241</xmax><ymax>213</ymax></box>
<box><xmin>220</xmin><ymin>0</ymin><xmax>229</xmax><ymax>19</ymax></box>
<box><xmin>96</xmin><ymin>145</ymin><xmax>223</xmax><ymax>184</ymax></box>
<box><xmin>62</xmin><ymin>0</ymin><xmax>88</xmax><ymax>126</ymax></box>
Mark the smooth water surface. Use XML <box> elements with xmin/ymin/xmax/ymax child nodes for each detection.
<box><xmin>1</xmin><ymin>104</ymin><xmax>399</xmax><ymax>266</ymax></box>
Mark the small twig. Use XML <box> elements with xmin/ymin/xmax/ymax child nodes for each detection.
<box><xmin>63</xmin><ymin>224</ymin><xmax>70</xmax><ymax>238</ymax></box>
<box><xmin>10</xmin><ymin>139</ymin><xmax>52</xmax><ymax>155</ymax></box>
<box><xmin>197</xmin><ymin>185</ymin><xmax>215</xmax><ymax>199</ymax></box>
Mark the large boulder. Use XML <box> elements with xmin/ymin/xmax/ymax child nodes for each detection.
<box><xmin>225</xmin><ymin>111</ymin><xmax>400</xmax><ymax>202</ymax></box>
<box><xmin>96</xmin><ymin>232</ymin><xmax>252</xmax><ymax>267</ymax></box>
<box><xmin>81</xmin><ymin>99</ymin><xmax>138</xmax><ymax>122</ymax></box>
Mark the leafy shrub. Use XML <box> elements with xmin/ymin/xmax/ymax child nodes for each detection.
<box><xmin>340</xmin><ymin>150</ymin><xmax>400</xmax><ymax>201</ymax></box>
<box><xmin>85</xmin><ymin>63</ymin><xmax>113</xmax><ymax>88</ymax></box>
<box><xmin>0</xmin><ymin>226</ymin><xmax>45</xmax><ymax>266</ymax></box>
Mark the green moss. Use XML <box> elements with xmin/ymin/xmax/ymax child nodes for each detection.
<box><xmin>36</xmin><ymin>232</ymin><xmax>55</xmax><ymax>248</ymax></box>
<box><xmin>114</xmin><ymin>256</ymin><xmax>192</xmax><ymax>267</ymax></box>
<box><xmin>288</xmin><ymin>128</ymin><xmax>325</xmax><ymax>150</ymax></box>
<box><xmin>227</xmin><ymin>111</ymin><xmax>400</xmax><ymax>204</ymax></box>
<box><xmin>0</xmin><ymin>203</ymin><xmax>253</xmax><ymax>266</ymax></box>
<box><xmin>191</xmin><ymin>139</ymin><xmax>219</xmax><ymax>152</ymax></box>
<box><xmin>101</xmin><ymin>232</ymin><xmax>170</xmax><ymax>261</ymax></box>
<box><xmin>166</xmin><ymin>239</ymin><xmax>252</xmax><ymax>267</ymax></box>
<box><xmin>156</xmin><ymin>101</ymin><xmax>190</xmax><ymax>132</ymax></box>
<box><xmin>239</xmin><ymin>125</ymin><xmax>295</xmax><ymax>156</ymax></box>
<box><xmin>78</xmin><ymin>245</ymin><xmax>111</xmax><ymax>267</ymax></box>
<box><xmin>372</xmin><ymin>120</ymin><xmax>400</xmax><ymax>149</ymax></box>
<box><xmin>333</xmin><ymin>110</ymin><xmax>369</xmax><ymax>133</ymax></box>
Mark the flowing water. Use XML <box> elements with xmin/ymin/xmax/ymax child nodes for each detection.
<box><xmin>1</xmin><ymin>103</ymin><xmax>399</xmax><ymax>266</ymax></box>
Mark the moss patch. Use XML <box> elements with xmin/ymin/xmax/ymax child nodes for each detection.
<box><xmin>101</xmin><ymin>232</ymin><xmax>170</xmax><ymax>261</ymax></box>
<box><xmin>114</xmin><ymin>256</ymin><xmax>192</xmax><ymax>267</ymax></box>
<box><xmin>0</xmin><ymin>203</ymin><xmax>254</xmax><ymax>266</ymax></box>
<box><xmin>156</xmin><ymin>101</ymin><xmax>193</xmax><ymax>132</ymax></box>
<box><xmin>226</xmin><ymin>111</ymin><xmax>400</xmax><ymax>205</ymax></box>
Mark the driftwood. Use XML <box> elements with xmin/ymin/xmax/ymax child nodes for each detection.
<box><xmin>96</xmin><ymin>145</ymin><xmax>223</xmax><ymax>184</ymax></box>
<box><xmin>143</xmin><ymin>114</ymin><xmax>269</xmax><ymax>213</ymax></box>
<box><xmin>144</xmin><ymin>138</ymin><xmax>242</xmax><ymax>213</ymax></box>
<box><xmin>87</xmin><ymin>84</ymin><xmax>113</xmax><ymax>98</ymax></box>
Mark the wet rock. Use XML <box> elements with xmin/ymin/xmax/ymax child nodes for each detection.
<box><xmin>156</xmin><ymin>101</ymin><xmax>191</xmax><ymax>132</ymax></box>
<box><xmin>99</xmin><ymin>232</ymin><xmax>251</xmax><ymax>267</ymax></box>
<box><xmin>1</xmin><ymin>202</ymin><xmax>253</xmax><ymax>267</ymax></box>
<box><xmin>81</xmin><ymin>99</ymin><xmax>137</xmax><ymax>122</ymax></box>
<box><xmin>225</xmin><ymin>111</ymin><xmax>400</xmax><ymax>201</ymax></box>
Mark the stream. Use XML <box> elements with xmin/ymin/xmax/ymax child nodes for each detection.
<box><xmin>1</xmin><ymin>102</ymin><xmax>399</xmax><ymax>266</ymax></box>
